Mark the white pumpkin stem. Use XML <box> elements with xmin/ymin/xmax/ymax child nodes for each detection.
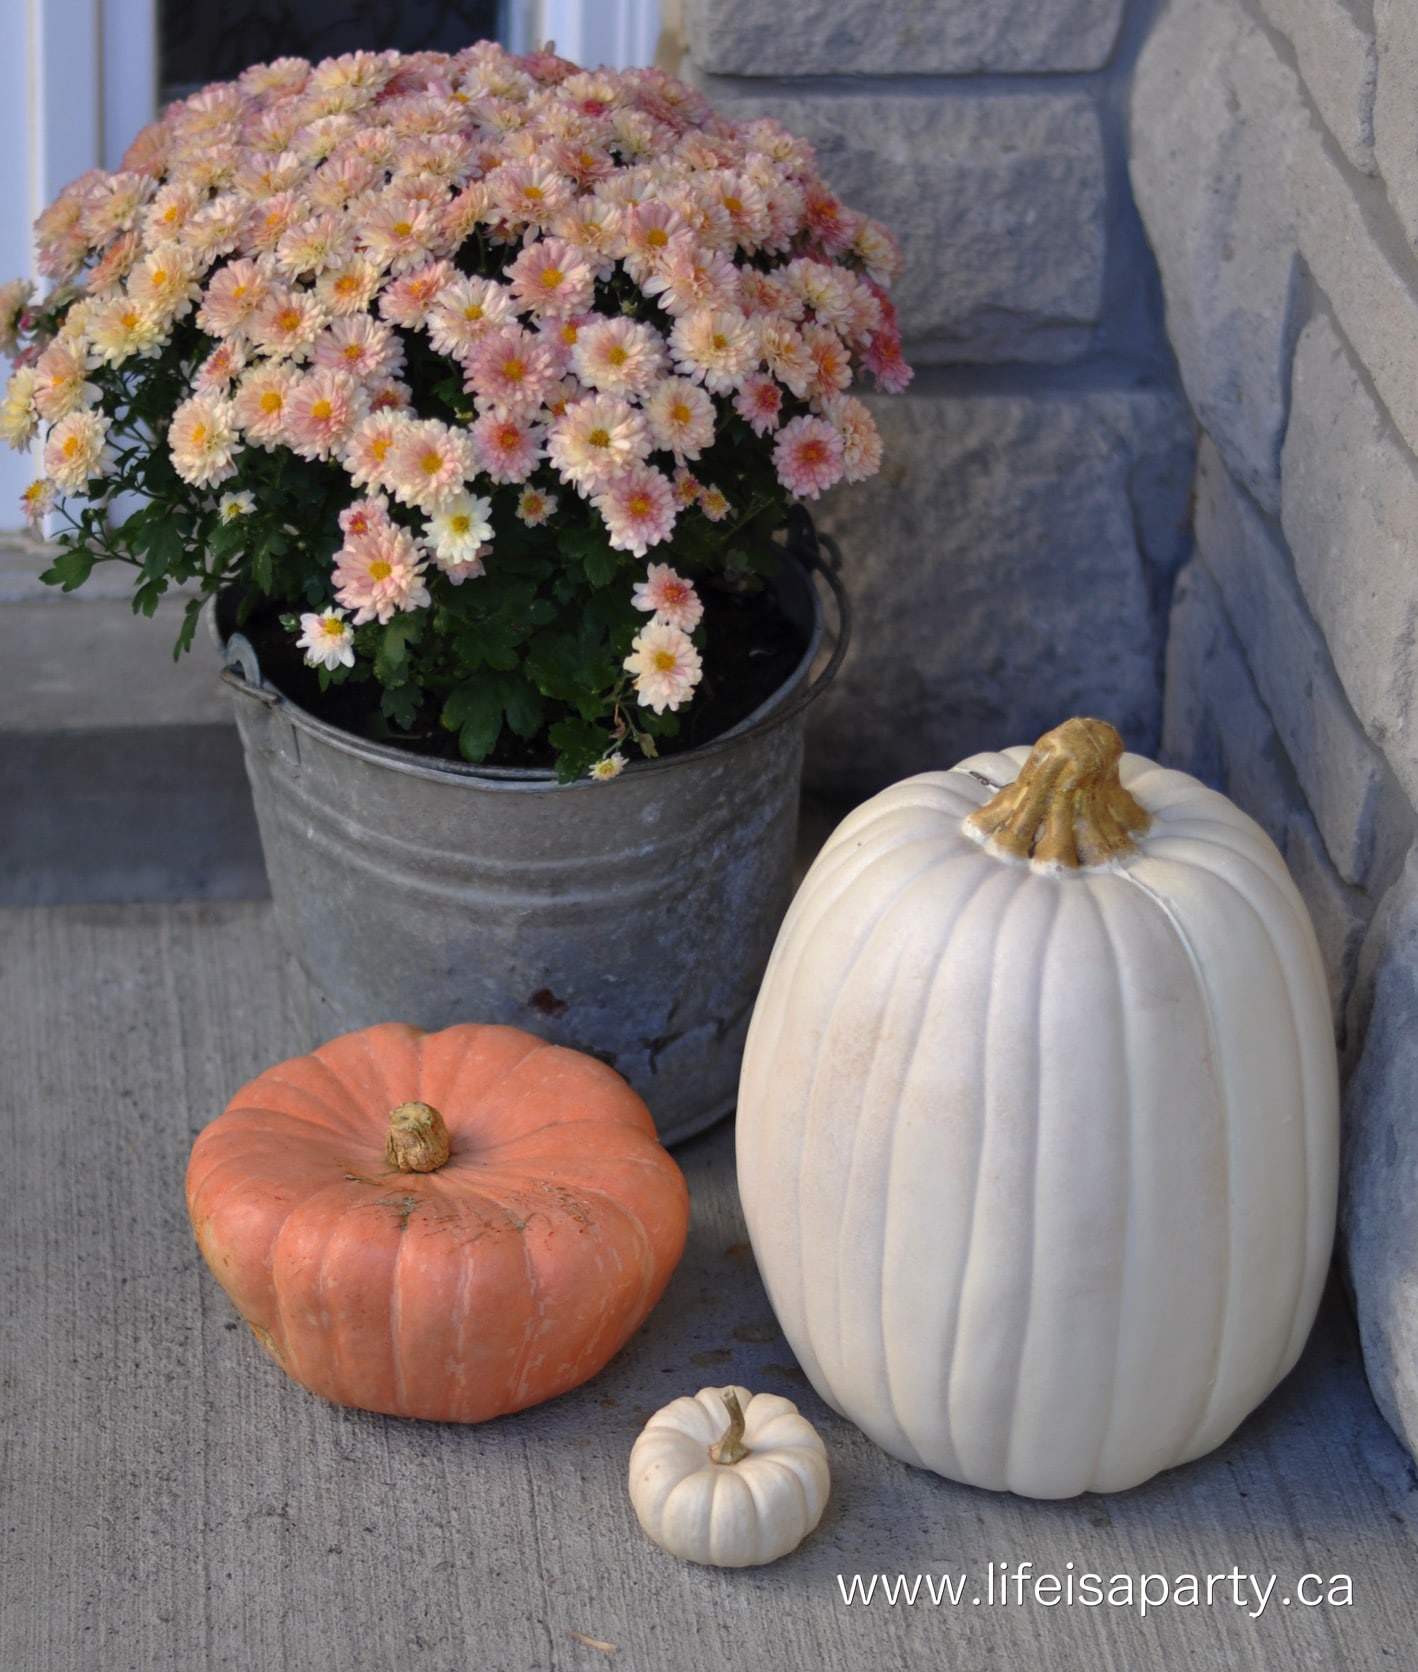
<box><xmin>963</xmin><ymin>716</ymin><xmax>1151</xmax><ymax>870</ymax></box>
<box><xmin>708</xmin><ymin>1388</ymin><xmax>751</xmax><ymax>1465</ymax></box>
<box><xmin>385</xmin><ymin>1102</ymin><xmax>452</xmax><ymax>1173</ymax></box>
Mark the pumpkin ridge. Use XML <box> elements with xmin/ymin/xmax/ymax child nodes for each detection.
<box><xmin>998</xmin><ymin>880</ymin><xmax>1065</xmax><ymax>1493</ymax></box>
<box><xmin>832</xmin><ymin>860</ymin><xmax>961</xmax><ymax>1464</ymax></box>
<box><xmin>941</xmin><ymin>867</ymin><xmax>1034</xmax><ymax>1483</ymax></box>
<box><xmin>874</xmin><ymin>863</ymin><xmax>995</xmax><ymax>1476</ymax></box>
<box><xmin>1130</xmin><ymin>843</ymin><xmax>1321</xmax><ymax>1423</ymax></box>
<box><xmin>1076</xmin><ymin>879</ymin><xmax>1137</xmax><ymax>1494</ymax></box>
<box><xmin>265</xmin><ymin>1056</ymin><xmax>398</xmax><ymax>1134</ymax></box>
<box><xmin>1112</xmin><ymin>861</ymin><xmax>1236</xmax><ymax>1469</ymax></box>
<box><xmin>787</xmin><ymin>844</ymin><xmax>974</xmax><ymax>1427</ymax></box>
<box><xmin>424</xmin><ymin>1029</ymin><xmax>549</xmax><ymax>1129</ymax></box>
<box><xmin>753</xmin><ymin>840</ymin><xmax>975</xmax><ymax>1301</ymax></box>
<box><xmin>240</xmin><ymin>1072</ymin><xmax>374</xmax><ymax>1137</ymax></box>
<box><xmin>264</xmin><ymin>1176</ymin><xmax>369</xmax><ymax>1392</ymax></box>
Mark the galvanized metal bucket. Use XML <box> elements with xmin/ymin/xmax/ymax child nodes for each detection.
<box><xmin>216</xmin><ymin>544</ymin><xmax>847</xmax><ymax>1145</ymax></box>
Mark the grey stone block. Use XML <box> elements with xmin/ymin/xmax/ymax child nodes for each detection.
<box><xmin>1193</xmin><ymin>437</ymin><xmax>1386</xmax><ymax>885</ymax></box>
<box><xmin>700</xmin><ymin>81</ymin><xmax>1107</xmax><ymax>365</ymax></box>
<box><xmin>684</xmin><ymin>0</ymin><xmax>1126</xmax><ymax>76</ymax></box>
<box><xmin>1281</xmin><ymin>313</ymin><xmax>1418</xmax><ymax>813</ymax></box>
<box><xmin>805</xmin><ymin>382</ymin><xmax>1194</xmax><ymax>800</ymax></box>
<box><xmin>1162</xmin><ymin>560</ymin><xmax>1302</xmax><ymax>849</ymax></box>
<box><xmin>1343</xmin><ymin>844</ymin><xmax>1418</xmax><ymax>1461</ymax></box>
<box><xmin>1284</xmin><ymin>807</ymin><xmax>1370</xmax><ymax>1027</ymax></box>
<box><xmin>1258</xmin><ymin>0</ymin><xmax>1377</xmax><ymax>174</ymax></box>
<box><xmin>1129</xmin><ymin>0</ymin><xmax>1306</xmax><ymax>514</ymax></box>
<box><xmin>1375</xmin><ymin>0</ymin><xmax>1418</xmax><ymax>248</ymax></box>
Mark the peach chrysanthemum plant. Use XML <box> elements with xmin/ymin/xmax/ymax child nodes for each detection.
<box><xmin>0</xmin><ymin>41</ymin><xmax>910</xmax><ymax>780</ymax></box>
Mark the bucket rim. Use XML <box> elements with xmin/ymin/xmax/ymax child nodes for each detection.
<box><xmin>215</xmin><ymin>538</ymin><xmax>849</xmax><ymax>793</ymax></box>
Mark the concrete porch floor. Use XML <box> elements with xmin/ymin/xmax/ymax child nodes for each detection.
<box><xmin>3</xmin><ymin>897</ymin><xmax>1418</xmax><ymax>1672</ymax></box>
<box><xmin>4</xmin><ymin>567</ymin><xmax>1417</xmax><ymax>1669</ymax></box>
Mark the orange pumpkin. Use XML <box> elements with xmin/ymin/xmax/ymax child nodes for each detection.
<box><xmin>186</xmin><ymin>1022</ymin><xmax>689</xmax><ymax>1422</ymax></box>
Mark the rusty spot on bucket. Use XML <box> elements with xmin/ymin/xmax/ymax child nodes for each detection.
<box><xmin>528</xmin><ymin>986</ymin><xmax>569</xmax><ymax>1017</ymax></box>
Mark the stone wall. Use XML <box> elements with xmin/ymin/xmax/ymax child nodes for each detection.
<box><xmin>676</xmin><ymin>0</ymin><xmax>1195</xmax><ymax>802</ymax></box>
<box><xmin>1129</xmin><ymin>0</ymin><xmax>1418</xmax><ymax>1457</ymax></box>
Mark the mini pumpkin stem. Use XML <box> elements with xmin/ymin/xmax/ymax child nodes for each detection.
<box><xmin>708</xmin><ymin>1387</ymin><xmax>751</xmax><ymax>1465</ymax></box>
<box><xmin>385</xmin><ymin>1101</ymin><xmax>452</xmax><ymax>1173</ymax></box>
<box><xmin>963</xmin><ymin>717</ymin><xmax>1151</xmax><ymax>870</ymax></box>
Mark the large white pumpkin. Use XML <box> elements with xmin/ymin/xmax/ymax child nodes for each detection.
<box><xmin>737</xmin><ymin>719</ymin><xmax>1338</xmax><ymax>1498</ymax></box>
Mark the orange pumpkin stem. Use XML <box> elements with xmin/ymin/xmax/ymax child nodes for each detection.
<box><xmin>708</xmin><ymin>1388</ymin><xmax>750</xmax><ymax>1466</ymax></box>
<box><xmin>385</xmin><ymin>1101</ymin><xmax>452</xmax><ymax>1173</ymax></box>
<box><xmin>963</xmin><ymin>716</ymin><xmax>1151</xmax><ymax>870</ymax></box>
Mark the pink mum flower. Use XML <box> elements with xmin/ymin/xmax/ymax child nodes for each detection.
<box><xmin>632</xmin><ymin>562</ymin><xmax>703</xmax><ymax>632</ymax></box>
<box><xmin>377</xmin><ymin>260</ymin><xmax>454</xmax><ymax>328</ymax></box>
<box><xmin>733</xmin><ymin>372</ymin><xmax>782</xmax><ymax>436</ymax></box>
<box><xmin>231</xmin><ymin>364</ymin><xmax>298</xmax><ymax>447</ymax></box>
<box><xmin>342</xmin><ymin>410</ymin><xmax>406</xmax><ymax>492</ymax></box>
<box><xmin>248</xmin><ymin>286</ymin><xmax>327</xmax><ymax>360</ymax></box>
<box><xmin>822</xmin><ymin>394</ymin><xmax>883</xmax><ymax>483</ymax></box>
<box><xmin>168</xmin><ymin>393</ymin><xmax>238</xmax><ymax>487</ymax></box>
<box><xmin>196</xmin><ymin>258</ymin><xmax>269</xmax><ymax>337</ymax></box>
<box><xmin>359</xmin><ymin>192</ymin><xmax>441</xmax><ymax>273</ymax></box>
<box><xmin>32</xmin><ymin>342</ymin><xmax>98</xmax><ymax>422</ymax></box>
<box><xmin>515</xmin><ymin>485</ymin><xmax>558</xmax><ymax>527</ymax></box>
<box><xmin>338</xmin><ymin>494</ymin><xmax>392</xmax><ymax>541</ymax></box>
<box><xmin>623</xmin><ymin>619</ymin><xmax>702</xmax><ymax>713</ymax></box>
<box><xmin>315</xmin><ymin>255</ymin><xmax>384</xmax><ymax>316</ymax></box>
<box><xmin>547</xmin><ymin>394</ymin><xmax>650</xmax><ymax>490</ymax></box>
<box><xmin>669</xmin><ymin>307</ymin><xmax>757</xmax><ymax>395</ymax></box>
<box><xmin>282</xmin><ymin>367</ymin><xmax>364</xmax><ymax>461</ymax></box>
<box><xmin>472</xmin><ymin>410</ymin><xmax>544</xmax><ymax>483</ymax></box>
<box><xmin>332</xmin><ymin>522</ymin><xmax>431</xmax><ymax>624</ymax></box>
<box><xmin>644</xmin><ymin>376</ymin><xmax>715</xmax><ymax>462</ymax></box>
<box><xmin>488</xmin><ymin>159</ymin><xmax>574</xmax><ymax>229</ymax></box>
<box><xmin>698</xmin><ymin>483</ymin><xmax>731</xmax><ymax>522</ymax></box>
<box><xmin>21</xmin><ymin>477</ymin><xmax>57</xmax><ymax>525</ymax></box>
<box><xmin>506</xmin><ymin>236</ymin><xmax>595</xmax><ymax>318</ymax></box>
<box><xmin>194</xmin><ymin>339</ymin><xmax>246</xmax><ymax>391</ymax></box>
<box><xmin>572</xmin><ymin>317</ymin><xmax>666</xmax><ymax>399</ymax></box>
<box><xmin>620</xmin><ymin>201</ymin><xmax>690</xmax><ymax>282</ymax></box>
<box><xmin>312</xmin><ymin>314</ymin><xmax>404</xmax><ymax>383</ymax></box>
<box><xmin>386</xmin><ymin>416</ymin><xmax>476</xmax><ymax>511</ymax></box>
<box><xmin>462</xmin><ymin>324</ymin><xmax>557</xmax><ymax>415</ymax></box>
<box><xmin>44</xmin><ymin>409</ymin><xmax>112</xmax><ymax>492</ymax></box>
<box><xmin>593</xmin><ymin>464</ymin><xmax>677</xmax><ymax>557</ymax></box>
<box><xmin>773</xmin><ymin>414</ymin><xmax>844</xmax><ymax>500</ymax></box>
<box><xmin>642</xmin><ymin>243</ymin><xmax>737</xmax><ymax>317</ymax></box>
<box><xmin>425</xmin><ymin>276</ymin><xmax>515</xmax><ymax>357</ymax></box>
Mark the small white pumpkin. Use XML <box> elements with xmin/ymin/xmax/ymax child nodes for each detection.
<box><xmin>737</xmin><ymin>718</ymin><xmax>1339</xmax><ymax>1499</ymax></box>
<box><xmin>628</xmin><ymin>1385</ymin><xmax>830</xmax><ymax>1566</ymax></box>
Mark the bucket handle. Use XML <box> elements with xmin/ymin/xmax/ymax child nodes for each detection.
<box><xmin>775</xmin><ymin>533</ymin><xmax>852</xmax><ymax>728</ymax></box>
<box><xmin>220</xmin><ymin>630</ymin><xmax>282</xmax><ymax>707</ymax></box>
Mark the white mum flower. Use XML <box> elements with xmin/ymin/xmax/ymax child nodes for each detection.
<box><xmin>624</xmin><ymin>620</ymin><xmax>702</xmax><ymax>714</ymax></box>
<box><xmin>423</xmin><ymin>491</ymin><xmax>494</xmax><ymax>566</ymax></box>
<box><xmin>297</xmin><ymin>608</ymin><xmax>356</xmax><ymax>671</ymax></box>
<box><xmin>218</xmin><ymin>489</ymin><xmax>256</xmax><ymax>523</ymax></box>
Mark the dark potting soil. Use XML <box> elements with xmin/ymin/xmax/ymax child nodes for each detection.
<box><xmin>237</xmin><ymin>578</ymin><xmax>811</xmax><ymax>770</ymax></box>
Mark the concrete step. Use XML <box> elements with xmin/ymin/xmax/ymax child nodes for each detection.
<box><xmin>3</xmin><ymin>539</ymin><xmax>266</xmax><ymax>904</ymax></box>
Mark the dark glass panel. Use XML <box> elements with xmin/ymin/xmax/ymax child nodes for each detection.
<box><xmin>160</xmin><ymin>0</ymin><xmax>502</xmax><ymax>100</ymax></box>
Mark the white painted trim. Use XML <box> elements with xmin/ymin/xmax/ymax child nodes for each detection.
<box><xmin>534</xmin><ymin>0</ymin><xmax>662</xmax><ymax>67</ymax></box>
<box><xmin>101</xmin><ymin>0</ymin><xmax>158</xmax><ymax>170</ymax></box>
<box><xmin>0</xmin><ymin>0</ymin><xmax>156</xmax><ymax>532</ymax></box>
